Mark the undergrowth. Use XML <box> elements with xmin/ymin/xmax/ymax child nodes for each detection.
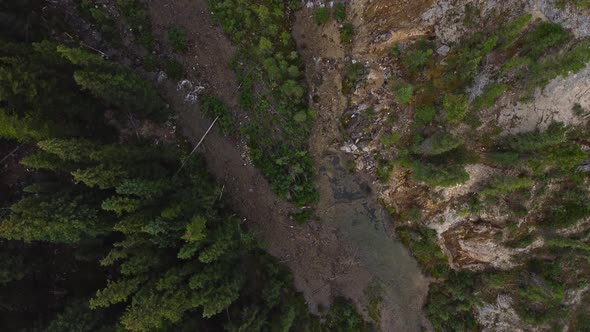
<box><xmin>209</xmin><ymin>0</ymin><xmax>317</xmax><ymax>206</ymax></box>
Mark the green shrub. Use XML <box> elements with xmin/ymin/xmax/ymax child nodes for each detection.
<box><xmin>334</xmin><ymin>3</ymin><xmax>347</xmax><ymax>22</ymax></box>
<box><xmin>397</xmin><ymin>226</ymin><xmax>449</xmax><ymax>278</ymax></box>
<box><xmin>342</xmin><ymin>62</ymin><xmax>367</xmax><ymax>94</ymax></box>
<box><xmin>200</xmin><ymin>94</ymin><xmax>234</xmax><ymax>133</ymax></box>
<box><xmin>391</xmin><ymin>81</ymin><xmax>414</xmax><ymax>105</ymax></box>
<box><xmin>404</xmin><ymin>48</ymin><xmax>433</xmax><ymax>72</ymax></box>
<box><xmin>481</xmin><ymin>176</ymin><xmax>533</xmax><ymax>197</ymax></box>
<box><xmin>556</xmin><ymin>0</ymin><xmax>590</xmax><ymax>8</ymax></box>
<box><xmin>400</xmin><ymin>207</ymin><xmax>422</xmax><ymax>222</ymax></box>
<box><xmin>505</xmin><ymin>123</ymin><xmax>566</xmax><ymax>152</ymax></box>
<box><xmin>142</xmin><ymin>54</ymin><xmax>160</xmax><ymax>72</ymax></box>
<box><xmin>164</xmin><ymin>58</ymin><xmax>184</xmax><ymax>80</ymax></box>
<box><xmin>442</xmin><ymin>94</ymin><xmax>468</xmax><ymax>123</ymax></box>
<box><xmin>376</xmin><ymin>160</ymin><xmax>394</xmax><ymax>183</ymax></box>
<box><xmin>210</xmin><ymin>0</ymin><xmax>318</xmax><ymax>205</ymax></box>
<box><xmin>499</xmin><ymin>14</ymin><xmax>533</xmax><ymax>49</ymax></box>
<box><xmin>381</xmin><ymin>132</ymin><xmax>401</xmax><ymax>148</ymax></box>
<box><xmin>485</xmin><ymin>152</ymin><xmax>521</xmax><ymax>167</ymax></box>
<box><xmin>390</xmin><ymin>43</ymin><xmax>401</xmax><ymax>57</ymax></box>
<box><xmin>473</xmin><ymin>82</ymin><xmax>509</xmax><ymax>110</ymax></box>
<box><xmin>543</xmin><ymin>188</ymin><xmax>590</xmax><ymax>228</ymax></box>
<box><xmin>547</xmin><ymin>238</ymin><xmax>590</xmax><ymax>252</ymax></box>
<box><xmin>324</xmin><ymin>297</ymin><xmax>371</xmax><ymax>332</ymax></box>
<box><xmin>420</xmin><ymin>132</ymin><xmax>463</xmax><ymax>156</ymax></box>
<box><xmin>116</xmin><ymin>0</ymin><xmax>154</xmax><ymax>49</ymax></box>
<box><xmin>536</xmin><ymin>40</ymin><xmax>590</xmax><ymax>86</ymax></box>
<box><xmin>412</xmin><ymin>161</ymin><xmax>469</xmax><ymax>187</ymax></box>
<box><xmin>340</xmin><ymin>23</ymin><xmax>354</xmax><ymax>45</ymax></box>
<box><xmin>426</xmin><ymin>271</ymin><xmax>478</xmax><ymax>331</ymax></box>
<box><xmin>80</xmin><ymin>0</ymin><xmax>119</xmax><ymax>42</ymax></box>
<box><xmin>522</xmin><ymin>22</ymin><xmax>568</xmax><ymax>58</ymax></box>
<box><xmin>313</xmin><ymin>7</ymin><xmax>330</xmax><ymax>25</ymax></box>
<box><xmin>445</xmin><ymin>35</ymin><xmax>497</xmax><ymax>86</ymax></box>
<box><xmin>167</xmin><ymin>26</ymin><xmax>188</xmax><ymax>52</ymax></box>
<box><xmin>415</xmin><ymin>105</ymin><xmax>437</xmax><ymax>125</ymax></box>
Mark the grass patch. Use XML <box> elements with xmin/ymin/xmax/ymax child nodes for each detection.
<box><xmin>340</xmin><ymin>23</ymin><xmax>354</xmax><ymax>45</ymax></box>
<box><xmin>391</xmin><ymin>81</ymin><xmax>414</xmax><ymax>105</ymax></box>
<box><xmin>199</xmin><ymin>94</ymin><xmax>234</xmax><ymax>133</ymax></box>
<box><xmin>164</xmin><ymin>58</ymin><xmax>184</xmax><ymax>80</ymax></box>
<box><xmin>116</xmin><ymin>0</ymin><xmax>155</xmax><ymax>49</ymax></box>
<box><xmin>313</xmin><ymin>7</ymin><xmax>330</xmax><ymax>25</ymax></box>
<box><xmin>167</xmin><ymin>26</ymin><xmax>188</xmax><ymax>52</ymax></box>
<box><xmin>473</xmin><ymin>82</ymin><xmax>509</xmax><ymax>110</ymax></box>
<box><xmin>79</xmin><ymin>0</ymin><xmax>120</xmax><ymax>44</ymax></box>
<box><xmin>334</xmin><ymin>3</ymin><xmax>347</xmax><ymax>22</ymax></box>
<box><xmin>342</xmin><ymin>62</ymin><xmax>367</xmax><ymax>94</ymax></box>
<box><xmin>397</xmin><ymin>225</ymin><xmax>449</xmax><ymax>279</ymax></box>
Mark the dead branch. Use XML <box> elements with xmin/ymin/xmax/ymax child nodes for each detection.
<box><xmin>176</xmin><ymin>116</ymin><xmax>219</xmax><ymax>175</ymax></box>
<box><xmin>0</xmin><ymin>144</ymin><xmax>23</xmax><ymax>165</ymax></box>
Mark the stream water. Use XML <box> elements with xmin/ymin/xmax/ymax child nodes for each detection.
<box><xmin>316</xmin><ymin>151</ymin><xmax>428</xmax><ymax>331</ymax></box>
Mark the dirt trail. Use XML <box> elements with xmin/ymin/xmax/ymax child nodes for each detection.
<box><xmin>146</xmin><ymin>0</ymin><xmax>429</xmax><ymax>330</ymax></box>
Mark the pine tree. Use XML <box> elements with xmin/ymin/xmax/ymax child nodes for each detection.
<box><xmin>74</xmin><ymin>70</ymin><xmax>166</xmax><ymax>118</ymax></box>
<box><xmin>0</xmin><ymin>191</ymin><xmax>107</xmax><ymax>243</ymax></box>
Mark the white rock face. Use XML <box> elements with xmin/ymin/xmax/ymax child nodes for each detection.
<box><xmin>423</xmin><ymin>0</ymin><xmax>590</xmax><ymax>43</ymax></box>
<box><xmin>531</xmin><ymin>0</ymin><xmax>590</xmax><ymax>37</ymax></box>
<box><xmin>497</xmin><ymin>64</ymin><xmax>590</xmax><ymax>134</ymax></box>
<box><xmin>477</xmin><ymin>295</ymin><xmax>527</xmax><ymax>332</ymax></box>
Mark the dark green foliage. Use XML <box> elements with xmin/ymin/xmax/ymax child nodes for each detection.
<box><xmin>334</xmin><ymin>3</ymin><xmax>347</xmax><ymax>22</ymax></box>
<box><xmin>426</xmin><ymin>271</ymin><xmax>478</xmax><ymax>331</ymax></box>
<box><xmin>415</xmin><ymin>105</ymin><xmax>437</xmax><ymax>125</ymax></box>
<box><xmin>390</xmin><ymin>43</ymin><xmax>401</xmax><ymax>57</ymax></box>
<box><xmin>411</xmin><ymin>161</ymin><xmax>469</xmax><ymax>187</ymax></box>
<box><xmin>0</xmin><ymin>14</ymin><xmax>370</xmax><ymax>332</ymax></box>
<box><xmin>199</xmin><ymin>94</ymin><xmax>234</xmax><ymax>133</ymax></box>
<box><xmin>46</xmin><ymin>300</ymin><xmax>115</xmax><ymax>332</ymax></box>
<box><xmin>404</xmin><ymin>48</ymin><xmax>434</xmax><ymax>72</ymax></box>
<box><xmin>485</xmin><ymin>152</ymin><xmax>520</xmax><ymax>167</ymax></box>
<box><xmin>0</xmin><ymin>41</ymin><xmax>110</xmax><ymax>142</ymax></box>
<box><xmin>0</xmin><ymin>190</ymin><xmax>107</xmax><ymax>243</ymax></box>
<box><xmin>417</xmin><ymin>132</ymin><xmax>463</xmax><ymax>156</ymax></box>
<box><xmin>116</xmin><ymin>0</ymin><xmax>155</xmax><ymax>49</ymax></box>
<box><xmin>473</xmin><ymin>82</ymin><xmax>509</xmax><ymax>110</ymax></box>
<box><xmin>74</xmin><ymin>69</ymin><xmax>166</xmax><ymax>119</ymax></box>
<box><xmin>498</xmin><ymin>14</ymin><xmax>532</xmax><ymax>49</ymax></box>
<box><xmin>376</xmin><ymin>160</ymin><xmax>394</xmax><ymax>183</ymax></box>
<box><xmin>79</xmin><ymin>0</ymin><xmax>119</xmax><ymax>44</ymax></box>
<box><xmin>313</xmin><ymin>7</ymin><xmax>330</xmax><ymax>25</ymax></box>
<box><xmin>521</xmin><ymin>22</ymin><xmax>568</xmax><ymax>58</ymax></box>
<box><xmin>142</xmin><ymin>54</ymin><xmax>160</xmax><ymax>71</ymax></box>
<box><xmin>400</xmin><ymin>207</ymin><xmax>422</xmax><ymax>222</ymax></box>
<box><xmin>391</xmin><ymin>80</ymin><xmax>414</xmax><ymax>105</ymax></box>
<box><xmin>481</xmin><ymin>176</ymin><xmax>533</xmax><ymax>197</ymax></box>
<box><xmin>542</xmin><ymin>188</ymin><xmax>590</xmax><ymax>228</ymax></box>
<box><xmin>164</xmin><ymin>58</ymin><xmax>184</xmax><ymax>80</ymax></box>
<box><xmin>340</xmin><ymin>23</ymin><xmax>354</xmax><ymax>45</ymax></box>
<box><xmin>210</xmin><ymin>0</ymin><xmax>317</xmax><ymax>205</ymax></box>
<box><xmin>442</xmin><ymin>94</ymin><xmax>468</xmax><ymax>123</ymax></box>
<box><xmin>398</xmin><ymin>226</ymin><xmax>448</xmax><ymax>279</ymax></box>
<box><xmin>444</xmin><ymin>34</ymin><xmax>497</xmax><ymax>87</ymax></box>
<box><xmin>381</xmin><ymin>131</ymin><xmax>401</xmax><ymax>148</ymax></box>
<box><xmin>557</xmin><ymin>0</ymin><xmax>590</xmax><ymax>8</ymax></box>
<box><xmin>323</xmin><ymin>297</ymin><xmax>370</xmax><ymax>332</ymax></box>
<box><xmin>505</xmin><ymin>123</ymin><xmax>566</xmax><ymax>152</ymax></box>
<box><xmin>342</xmin><ymin>62</ymin><xmax>367</xmax><ymax>94</ymax></box>
<box><xmin>167</xmin><ymin>26</ymin><xmax>189</xmax><ymax>52</ymax></box>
